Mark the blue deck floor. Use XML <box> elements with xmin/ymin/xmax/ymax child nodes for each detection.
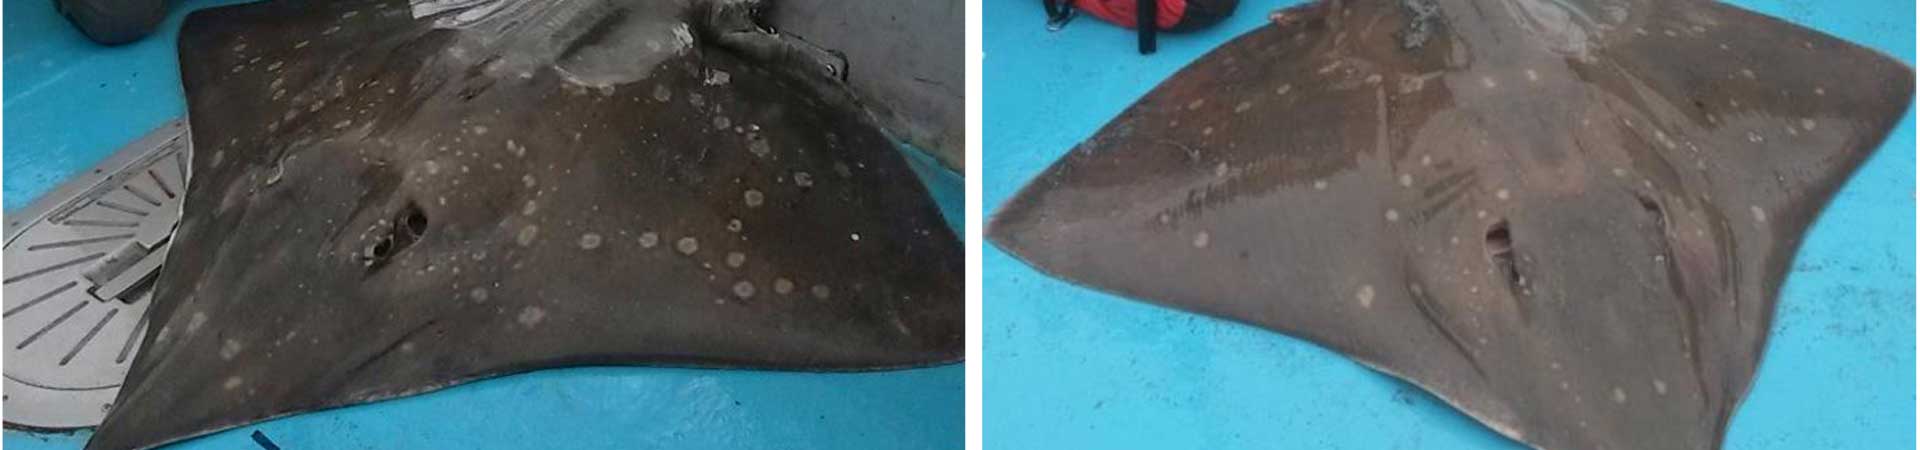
<box><xmin>984</xmin><ymin>0</ymin><xmax>1915</xmax><ymax>448</ymax></box>
<box><xmin>3</xmin><ymin>0</ymin><xmax>963</xmax><ymax>448</ymax></box>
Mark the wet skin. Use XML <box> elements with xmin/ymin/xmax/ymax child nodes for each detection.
<box><xmin>991</xmin><ymin>1</ymin><xmax>1912</xmax><ymax>449</ymax></box>
<box><xmin>88</xmin><ymin>1</ymin><xmax>962</xmax><ymax>449</ymax></box>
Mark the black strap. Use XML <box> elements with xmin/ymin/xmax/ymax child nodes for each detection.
<box><xmin>1137</xmin><ymin>0</ymin><xmax>1157</xmax><ymax>54</ymax></box>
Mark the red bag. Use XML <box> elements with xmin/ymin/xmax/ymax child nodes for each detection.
<box><xmin>1044</xmin><ymin>0</ymin><xmax>1240</xmax><ymax>54</ymax></box>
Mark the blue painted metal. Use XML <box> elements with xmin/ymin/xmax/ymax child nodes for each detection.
<box><xmin>984</xmin><ymin>0</ymin><xmax>1914</xmax><ymax>448</ymax></box>
<box><xmin>3</xmin><ymin>0</ymin><xmax>231</xmax><ymax>212</ymax></box>
<box><xmin>4</xmin><ymin>0</ymin><xmax>963</xmax><ymax>447</ymax></box>
<box><xmin>10</xmin><ymin>366</ymin><xmax>961</xmax><ymax>449</ymax></box>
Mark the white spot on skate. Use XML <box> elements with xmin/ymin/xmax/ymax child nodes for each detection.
<box><xmin>220</xmin><ymin>339</ymin><xmax>244</xmax><ymax>360</ymax></box>
<box><xmin>774</xmin><ymin>278</ymin><xmax>795</xmax><ymax>295</ymax></box>
<box><xmin>744</xmin><ymin>189</ymin><xmax>764</xmax><ymax>207</ymax></box>
<box><xmin>516</xmin><ymin>225</ymin><xmax>540</xmax><ymax>246</ymax></box>
<box><xmin>517</xmin><ymin>306</ymin><xmax>546</xmax><ymax>327</ymax></box>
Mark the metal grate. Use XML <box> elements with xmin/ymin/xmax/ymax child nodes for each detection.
<box><xmin>4</xmin><ymin>119</ymin><xmax>190</xmax><ymax>430</ymax></box>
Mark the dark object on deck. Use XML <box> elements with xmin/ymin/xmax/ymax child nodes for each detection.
<box><xmin>85</xmin><ymin>0</ymin><xmax>963</xmax><ymax>448</ymax></box>
<box><xmin>247</xmin><ymin>430</ymin><xmax>279</xmax><ymax>450</ymax></box>
<box><xmin>55</xmin><ymin>0</ymin><xmax>169</xmax><ymax>45</ymax></box>
<box><xmin>991</xmin><ymin>1</ymin><xmax>1912</xmax><ymax>449</ymax></box>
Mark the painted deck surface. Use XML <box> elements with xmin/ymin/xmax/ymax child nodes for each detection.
<box><xmin>3</xmin><ymin>0</ymin><xmax>964</xmax><ymax>448</ymax></box>
<box><xmin>983</xmin><ymin>0</ymin><xmax>1914</xmax><ymax>448</ymax></box>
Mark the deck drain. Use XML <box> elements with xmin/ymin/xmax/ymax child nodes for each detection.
<box><xmin>4</xmin><ymin>119</ymin><xmax>190</xmax><ymax>430</ymax></box>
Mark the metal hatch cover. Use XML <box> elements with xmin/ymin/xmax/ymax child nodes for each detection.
<box><xmin>5</xmin><ymin>119</ymin><xmax>190</xmax><ymax>430</ymax></box>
